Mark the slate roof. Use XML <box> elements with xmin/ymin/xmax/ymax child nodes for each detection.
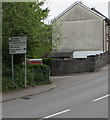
<box><xmin>48</xmin><ymin>52</ymin><xmax>73</xmax><ymax>58</ymax></box>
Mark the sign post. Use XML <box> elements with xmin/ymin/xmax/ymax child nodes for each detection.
<box><xmin>11</xmin><ymin>54</ymin><xmax>14</xmax><ymax>79</ymax></box>
<box><xmin>9</xmin><ymin>36</ymin><xmax>27</xmax><ymax>88</ymax></box>
<box><xmin>24</xmin><ymin>54</ymin><xmax>27</xmax><ymax>88</ymax></box>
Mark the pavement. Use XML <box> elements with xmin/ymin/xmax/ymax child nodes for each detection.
<box><xmin>2</xmin><ymin>84</ymin><xmax>56</xmax><ymax>102</ymax></box>
<box><xmin>2</xmin><ymin>64</ymin><xmax>109</xmax><ymax>103</ymax></box>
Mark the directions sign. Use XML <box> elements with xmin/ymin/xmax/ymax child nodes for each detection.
<box><xmin>9</xmin><ymin>36</ymin><xmax>27</xmax><ymax>54</ymax></box>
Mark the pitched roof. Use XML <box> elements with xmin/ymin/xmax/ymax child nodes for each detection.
<box><xmin>91</xmin><ymin>8</ymin><xmax>110</xmax><ymax>25</ymax></box>
<box><xmin>52</xmin><ymin>1</ymin><xmax>104</xmax><ymax>22</ymax></box>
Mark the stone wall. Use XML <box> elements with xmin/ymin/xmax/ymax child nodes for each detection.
<box><xmin>50</xmin><ymin>52</ymin><xmax>109</xmax><ymax>76</ymax></box>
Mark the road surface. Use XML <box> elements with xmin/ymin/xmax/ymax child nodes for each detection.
<box><xmin>2</xmin><ymin>68</ymin><xmax>108</xmax><ymax>118</ymax></box>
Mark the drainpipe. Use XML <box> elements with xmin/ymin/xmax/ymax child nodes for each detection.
<box><xmin>103</xmin><ymin>19</ymin><xmax>105</xmax><ymax>53</ymax></box>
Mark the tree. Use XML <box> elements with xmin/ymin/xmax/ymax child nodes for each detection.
<box><xmin>2</xmin><ymin>1</ymin><xmax>52</xmax><ymax>65</ymax></box>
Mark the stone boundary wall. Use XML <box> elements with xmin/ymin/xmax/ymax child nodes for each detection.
<box><xmin>51</xmin><ymin>52</ymin><xmax>109</xmax><ymax>76</ymax></box>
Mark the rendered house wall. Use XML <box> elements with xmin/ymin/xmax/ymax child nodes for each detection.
<box><xmin>56</xmin><ymin>4</ymin><xmax>102</xmax><ymax>22</ymax></box>
<box><xmin>55</xmin><ymin>19</ymin><xmax>104</xmax><ymax>51</ymax></box>
<box><xmin>52</xmin><ymin>3</ymin><xmax>106</xmax><ymax>52</ymax></box>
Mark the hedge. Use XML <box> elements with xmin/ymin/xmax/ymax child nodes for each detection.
<box><xmin>27</xmin><ymin>64</ymin><xmax>50</xmax><ymax>84</ymax></box>
<box><xmin>2</xmin><ymin>64</ymin><xmax>50</xmax><ymax>92</ymax></box>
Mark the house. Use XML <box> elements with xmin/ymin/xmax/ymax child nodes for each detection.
<box><xmin>52</xmin><ymin>2</ymin><xmax>110</xmax><ymax>58</ymax></box>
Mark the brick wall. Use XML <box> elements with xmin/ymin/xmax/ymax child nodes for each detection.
<box><xmin>50</xmin><ymin>52</ymin><xmax>109</xmax><ymax>76</ymax></box>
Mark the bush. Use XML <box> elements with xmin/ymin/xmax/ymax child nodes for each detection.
<box><xmin>2</xmin><ymin>64</ymin><xmax>50</xmax><ymax>92</ymax></box>
<box><xmin>2</xmin><ymin>64</ymin><xmax>12</xmax><ymax>78</ymax></box>
<box><xmin>2</xmin><ymin>65</ymin><xmax>25</xmax><ymax>91</ymax></box>
<box><xmin>27</xmin><ymin>64</ymin><xmax>50</xmax><ymax>84</ymax></box>
<box><xmin>2</xmin><ymin>77</ymin><xmax>19</xmax><ymax>91</ymax></box>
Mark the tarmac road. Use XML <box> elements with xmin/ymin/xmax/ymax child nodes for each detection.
<box><xmin>2</xmin><ymin>68</ymin><xmax>108</xmax><ymax>118</ymax></box>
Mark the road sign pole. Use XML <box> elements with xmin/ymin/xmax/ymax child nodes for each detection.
<box><xmin>9</xmin><ymin>36</ymin><xmax>27</xmax><ymax>87</ymax></box>
<box><xmin>12</xmin><ymin>54</ymin><xmax>14</xmax><ymax>79</ymax></box>
<box><xmin>24</xmin><ymin>54</ymin><xmax>27</xmax><ymax>88</ymax></box>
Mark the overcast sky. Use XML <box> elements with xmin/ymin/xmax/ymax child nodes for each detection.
<box><xmin>42</xmin><ymin>0</ymin><xmax>110</xmax><ymax>23</ymax></box>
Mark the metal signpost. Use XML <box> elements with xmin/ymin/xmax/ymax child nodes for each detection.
<box><xmin>11</xmin><ymin>54</ymin><xmax>14</xmax><ymax>79</ymax></box>
<box><xmin>9</xmin><ymin>36</ymin><xmax>27</xmax><ymax>88</ymax></box>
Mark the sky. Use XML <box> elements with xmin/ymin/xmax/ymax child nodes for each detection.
<box><xmin>42</xmin><ymin>0</ymin><xmax>110</xmax><ymax>23</ymax></box>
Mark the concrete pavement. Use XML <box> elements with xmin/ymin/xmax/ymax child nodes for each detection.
<box><xmin>2</xmin><ymin>83</ymin><xmax>56</xmax><ymax>102</ymax></box>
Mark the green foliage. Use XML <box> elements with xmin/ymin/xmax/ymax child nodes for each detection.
<box><xmin>2</xmin><ymin>77</ymin><xmax>18</xmax><ymax>91</ymax></box>
<box><xmin>2</xmin><ymin>64</ymin><xmax>12</xmax><ymax>78</ymax></box>
<box><xmin>2</xmin><ymin>2</ymin><xmax>52</xmax><ymax>65</ymax></box>
<box><xmin>27</xmin><ymin>64</ymin><xmax>50</xmax><ymax>84</ymax></box>
<box><xmin>2</xmin><ymin>65</ymin><xmax>25</xmax><ymax>91</ymax></box>
<box><xmin>2</xmin><ymin>64</ymin><xmax>50</xmax><ymax>92</ymax></box>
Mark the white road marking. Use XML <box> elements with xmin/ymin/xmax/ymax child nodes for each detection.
<box><xmin>43</xmin><ymin>109</ymin><xmax>70</xmax><ymax>119</ymax></box>
<box><xmin>93</xmin><ymin>94</ymin><xmax>110</xmax><ymax>102</ymax></box>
